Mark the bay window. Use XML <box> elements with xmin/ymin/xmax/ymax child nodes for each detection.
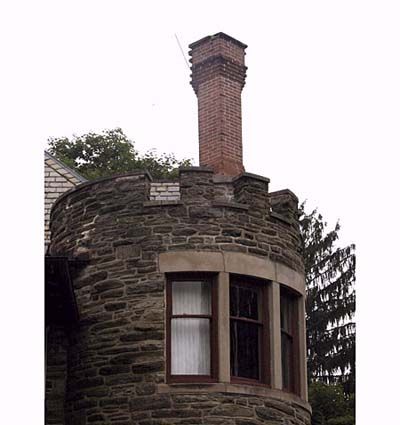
<box><xmin>165</xmin><ymin>270</ymin><xmax>302</xmax><ymax>397</ymax></box>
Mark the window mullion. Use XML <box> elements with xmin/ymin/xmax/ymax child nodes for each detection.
<box><xmin>218</xmin><ymin>271</ymin><xmax>230</xmax><ymax>382</ymax></box>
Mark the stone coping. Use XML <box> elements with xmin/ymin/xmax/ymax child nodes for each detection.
<box><xmin>157</xmin><ymin>383</ymin><xmax>311</xmax><ymax>413</ymax></box>
<box><xmin>189</xmin><ymin>32</ymin><xmax>248</xmax><ymax>50</ymax></box>
<box><xmin>269</xmin><ymin>188</ymin><xmax>299</xmax><ymax>202</ymax></box>
<box><xmin>270</xmin><ymin>211</ymin><xmax>293</xmax><ymax>225</ymax></box>
<box><xmin>179</xmin><ymin>166</ymin><xmax>214</xmax><ymax>173</ymax></box>
<box><xmin>158</xmin><ymin>251</ymin><xmax>305</xmax><ymax>295</ymax></box>
<box><xmin>232</xmin><ymin>171</ymin><xmax>270</xmax><ymax>184</ymax></box>
<box><xmin>178</xmin><ymin>168</ymin><xmax>271</xmax><ymax>184</ymax></box>
<box><xmin>51</xmin><ymin>170</ymin><xmax>153</xmax><ymax>211</ymax></box>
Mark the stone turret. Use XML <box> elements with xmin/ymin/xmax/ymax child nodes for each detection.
<box><xmin>45</xmin><ymin>33</ymin><xmax>311</xmax><ymax>425</ymax></box>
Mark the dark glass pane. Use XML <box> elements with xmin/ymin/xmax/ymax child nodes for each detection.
<box><xmin>230</xmin><ymin>320</ymin><xmax>260</xmax><ymax>380</ymax></box>
<box><xmin>238</xmin><ymin>287</ymin><xmax>259</xmax><ymax>320</ymax></box>
<box><xmin>280</xmin><ymin>294</ymin><xmax>292</xmax><ymax>333</ymax></box>
<box><xmin>281</xmin><ymin>333</ymin><xmax>292</xmax><ymax>390</ymax></box>
<box><xmin>230</xmin><ymin>284</ymin><xmax>259</xmax><ymax>320</ymax></box>
<box><xmin>230</xmin><ymin>285</ymin><xmax>239</xmax><ymax>317</ymax></box>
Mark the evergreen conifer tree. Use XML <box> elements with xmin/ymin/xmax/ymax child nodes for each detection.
<box><xmin>299</xmin><ymin>204</ymin><xmax>355</xmax><ymax>394</ymax></box>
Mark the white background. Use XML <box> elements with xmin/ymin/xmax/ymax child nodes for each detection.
<box><xmin>1</xmin><ymin>1</ymin><xmax>399</xmax><ymax>422</ymax></box>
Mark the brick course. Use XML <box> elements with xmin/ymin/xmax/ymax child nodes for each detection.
<box><xmin>190</xmin><ymin>33</ymin><xmax>247</xmax><ymax>177</ymax></box>
<box><xmin>149</xmin><ymin>182</ymin><xmax>180</xmax><ymax>201</ymax></box>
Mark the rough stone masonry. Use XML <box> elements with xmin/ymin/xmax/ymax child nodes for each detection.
<box><xmin>46</xmin><ymin>32</ymin><xmax>311</xmax><ymax>425</ymax></box>
<box><xmin>48</xmin><ymin>167</ymin><xmax>310</xmax><ymax>424</ymax></box>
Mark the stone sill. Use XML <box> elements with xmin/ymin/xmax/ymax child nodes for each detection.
<box><xmin>157</xmin><ymin>382</ymin><xmax>311</xmax><ymax>413</ymax></box>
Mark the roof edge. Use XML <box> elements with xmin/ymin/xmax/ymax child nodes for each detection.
<box><xmin>45</xmin><ymin>150</ymin><xmax>87</xmax><ymax>183</ymax></box>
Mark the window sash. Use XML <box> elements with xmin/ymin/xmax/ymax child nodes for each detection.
<box><xmin>229</xmin><ymin>278</ymin><xmax>269</xmax><ymax>385</ymax></box>
<box><xmin>230</xmin><ymin>319</ymin><xmax>262</xmax><ymax>381</ymax></box>
<box><xmin>166</xmin><ymin>274</ymin><xmax>217</xmax><ymax>382</ymax></box>
<box><xmin>281</xmin><ymin>331</ymin><xmax>294</xmax><ymax>391</ymax></box>
<box><xmin>171</xmin><ymin>317</ymin><xmax>211</xmax><ymax>375</ymax></box>
<box><xmin>280</xmin><ymin>289</ymin><xmax>300</xmax><ymax>394</ymax></box>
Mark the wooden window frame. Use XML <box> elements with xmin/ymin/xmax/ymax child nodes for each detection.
<box><xmin>280</xmin><ymin>286</ymin><xmax>300</xmax><ymax>396</ymax></box>
<box><xmin>166</xmin><ymin>272</ymin><xmax>218</xmax><ymax>383</ymax></box>
<box><xmin>229</xmin><ymin>275</ymin><xmax>270</xmax><ymax>387</ymax></box>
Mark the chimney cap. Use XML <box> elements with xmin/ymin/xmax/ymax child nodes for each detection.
<box><xmin>188</xmin><ymin>32</ymin><xmax>248</xmax><ymax>51</ymax></box>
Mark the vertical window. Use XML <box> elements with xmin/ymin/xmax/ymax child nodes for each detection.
<box><xmin>167</xmin><ymin>274</ymin><xmax>217</xmax><ymax>382</ymax></box>
<box><xmin>280</xmin><ymin>288</ymin><xmax>299</xmax><ymax>394</ymax></box>
<box><xmin>230</xmin><ymin>277</ymin><xmax>269</xmax><ymax>384</ymax></box>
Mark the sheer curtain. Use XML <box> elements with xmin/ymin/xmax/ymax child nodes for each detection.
<box><xmin>171</xmin><ymin>281</ymin><xmax>211</xmax><ymax>375</ymax></box>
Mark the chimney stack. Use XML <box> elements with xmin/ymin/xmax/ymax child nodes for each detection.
<box><xmin>189</xmin><ymin>33</ymin><xmax>247</xmax><ymax>176</ymax></box>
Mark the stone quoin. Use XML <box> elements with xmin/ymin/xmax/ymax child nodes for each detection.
<box><xmin>46</xmin><ymin>32</ymin><xmax>312</xmax><ymax>425</ymax></box>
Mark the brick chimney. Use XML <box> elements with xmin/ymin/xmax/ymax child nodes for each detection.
<box><xmin>189</xmin><ymin>33</ymin><xmax>247</xmax><ymax>176</ymax></box>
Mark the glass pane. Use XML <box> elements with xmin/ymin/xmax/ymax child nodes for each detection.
<box><xmin>230</xmin><ymin>284</ymin><xmax>259</xmax><ymax>320</ymax></box>
<box><xmin>280</xmin><ymin>295</ymin><xmax>292</xmax><ymax>333</ymax></box>
<box><xmin>230</xmin><ymin>320</ymin><xmax>260</xmax><ymax>380</ymax></box>
<box><xmin>281</xmin><ymin>333</ymin><xmax>292</xmax><ymax>390</ymax></box>
<box><xmin>171</xmin><ymin>318</ymin><xmax>210</xmax><ymax>375</ymax></box>
<box><xmin>230</xmin><ymin>284</ymin><xmax>238</xmax><ymax>317</ymax></box>
<box><xmin>239</xmin><ymin>287</ymin><xmax>259</xmax><ymax>320</ymax></box>
<box><xmin>172</xmin><ymin>281</ymin><xmax>211</xmax><ymax>315</ymax></box>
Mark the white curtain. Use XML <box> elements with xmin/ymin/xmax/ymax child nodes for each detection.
<box><xmin>171</xmin><ymin>281</ymin><xmax>211</xmax><ymax>375</ymax></box>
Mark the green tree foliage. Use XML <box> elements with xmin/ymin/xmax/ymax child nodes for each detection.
<box><xmin>48</xmin><ymin>128</ymin><xmax>192</xmax><ymax>180</ymax></box>
<box><xmin>300</xmin><ymin>204</ymin><xmax>355</xmax><ymax>388</ymax></box>
<box><xmin>308</xmin><ymin>382</ymin><xmax>355</xmax><ymax>425</ymax></box>
<box><xmin>300</xmin><ymin>204</ymin><xmax>355</xmax><ymax>423</ymax></box>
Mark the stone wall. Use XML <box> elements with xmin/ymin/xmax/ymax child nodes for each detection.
<box><xmin>48</xmin><ymin>167</ymin><xmax>309</xmax><ymax>425</ymax></box>
<box><xmin>128</xmin><ymin>390</ymin><xmax>311</xmax><ymax>425</ymax></box>
<box><xmin>46</xmin><ymin>327</ymin><xmax>69</xmax><ymax>425</ymax></box>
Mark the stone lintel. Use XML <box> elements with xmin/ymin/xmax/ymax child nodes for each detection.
<box><xmin>159</xmin><ymin>251</ymin><xmax>305</xmax><ymax>295</ymax></box>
